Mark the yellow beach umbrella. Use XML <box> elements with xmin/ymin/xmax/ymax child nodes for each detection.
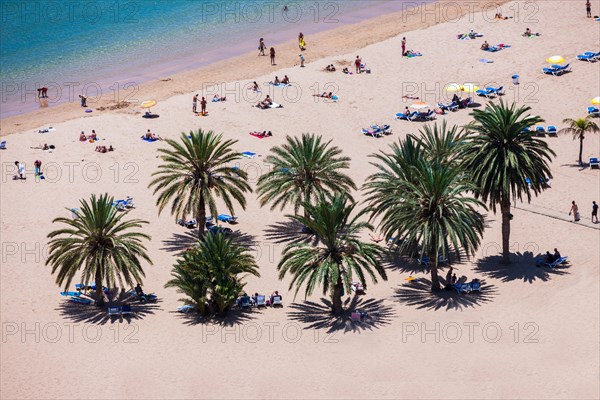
<box><xmin>546</xmin><ymin>55</ymin><xmax>565</xmax><ymax>63</ymax></box>
<box><xmin>591</xmin><ymin>97</ymin><xmax>600</xmax><ymax>105</ymax></box>
<box><xmin>445</xmin><ymin>83</ymin><xmax>462</xmax><ymax>92</ymax></box>
<box><xmin>462</xmin><ymin>83</ymin><xmax>479</xmax><ymax>93</ymax></box>
<box><xmin>141</xmin><ymin>100</ymin><xmax>157</xmax><ymax>109</ymax></box>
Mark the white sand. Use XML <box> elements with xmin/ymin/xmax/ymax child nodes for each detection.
<box><xmin>1</xmin><ymin>1</ymin><xmax>599</xmax><ymax>399</ymax></box>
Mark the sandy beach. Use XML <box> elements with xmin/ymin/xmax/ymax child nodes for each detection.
<box><xmin>1</xmin><ymin>1</ymin><xmax>599</xmax><ymax>399</ymax></box>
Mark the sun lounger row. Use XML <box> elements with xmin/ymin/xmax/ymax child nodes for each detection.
<box><xmin>536</xmin><ymin>256</ymin><xmax>569</xmax><ymax>268</ymax></box>
<box><xmin>542</xmin><ymin>63</ymin><xmax>571</xmax><ymax>76</ymax></box>
<box><xmin>437</xmin><ymin>97</ymin><xmax>474</xmax><ymax>112</ymax></box>
<box><xmin>525</xmin><ymin>177</ymin><xmax>551</xmax><ymax>188</ymax></box>
<box><xmin>112</xmin><ymin>197</ymin><xmax>134</xmax><ymax>210</ymax></box>
<box><xmin>523</xmin><ymin>126</ymin><xmax>557</xmax><ymax>136</ymax></box>
<box><xmin>475</xmin><ymin>86</ymin><xmax>505</xmax><ymax>98</ymax></box>
<box><xmin>576</xmin><ymin>51</ymin><xmax>600</xmax><ymax>62</ymax></box>
<box><xmin>395</xmin><ymin>110</ymin><xmax>435</xmax><ymax>121</ymax></box>
<box><xmin>362</xmin><ymin>124</ymin><xmax>392</xmax><ymax>137</ymax></box>
<box><xmin>453</xmin><ymin>281</ymin><xmax>482</xmax><ymax>294</ymax></box>
<box><xmin>108</xmin><ymin>305</ymin><xmax>133</xmax><ymax>318</ymax></box>
<box><xmin>237</xmin><ymin>293</ymin><xmax>283</xmax><ymax>308</ymax></box>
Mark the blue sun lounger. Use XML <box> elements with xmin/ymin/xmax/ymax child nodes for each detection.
<box><xmin>395</xmin><ymin>112</ymin><xmax>418</xmax><ymax>121</ymax></box>
<box><xmin>438</xmin><ymin>102</ymin><xmax>458</xmax><ymax>112</ymax></box>
<box><xmin>177</xmin><ymin>304</ymin><xmax>195</xmax><ymax>313</ymax></box>
<box><xmin>535</xmin><ymin>126</ymin><xmax>546</xmax><ymax>136</ymax></box>
<box><xmin>61</xmin><ymin>291</ymin><xmax>81</xmax><ymax>297</ymax></box>
<box><xmin>0</xmin><ymin>141</ymin><xmax>6</xmax><ymax>150</ymax></box>
<box><xmin>577</xmin><ymin>52</ymin><xmax>599</xmax><ymax>62</ymax></box>
<box><xmin>120</xmin><ymin>305</ymin><xmax>133</xmax><ymax>316</ymax></box>
<box><xmin>547</xmin><ymin>126</ymin><xmax>557</xmax><ymax>136</ymax></box>
<box><xmin>454</xmin><ymin>281</ymin><xmax>481</xmax><ymax>294</ymax></box>
<box><xmin>588</xmin><ymin>106</ymin><xmax>600</xmax><ymax>116</ymax></box>
<box><xmin>546</xmin><ymin>256</ymin><xmax>568</xmax><ymax>268</ymax></box>
<box><xmin>70</xmin><ymin>296</ymin><xmax>93</xmax><ymax>305</ymax></box>
<box><xmin>108</xmin><ymin>307</ymin><xmax>120</xmax><ymax>317</ymax></box>
<box><xmin>589</xmin><ymin>158</ymin><xmax>599</xmax><ymax>168</ymax></box>
<box><xmin>217</xmin><ymin>214</ymin><xmax>238</xmax><ymax>223</ymax></box>
<box><xmin>486</xmin><ymin>86</ymin><xmax>504</xmax><ymax>95</ymax></box>
<box><xmin>241</xmin><ymin>151</ymin><xmax>257</xmax><ymax>159</ymax></box>
<box><xmin>476</xmin><ymin>88</ymin><xmax>496</xmax><ymax>98</ymax></box>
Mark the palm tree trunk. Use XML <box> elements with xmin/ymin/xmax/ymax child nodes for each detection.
<box><xmin>578</xmin><ymin>136</ymin><xmax>584</xmax><ymax>167</ymax></box>
<box><xmin>430</xmin><ymin>256</ymin><xmax>441</xmax><ymax>291</ymax></box>
<box><xmin>501</xmin><ymin>196</ymin><xmax>511</xmax><ymax>264</ymax></box>
<box><xmin>331</xmin><ymin>276</ymin><xmax>344</xmax><ymax>314</ymax></box>
<box><xmin>197</xmin><ymin>193</ymin><xmax>206</xmax><ymax>240</ymax></box>
<box><xmin>95</xmin><ymin>269</ymin><xmax>104</xmax><ymax>307</ymax></box>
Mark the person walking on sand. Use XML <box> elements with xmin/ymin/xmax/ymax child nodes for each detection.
<box><xmin>592</xmin><ymin>201</ymin><xmax>598</xmax><ymax>223</ymax></box>
<box><xmin>193</xmin><ymin>94</ymin><xmax>198</xmax><ymax>113</ymax></box>
<box><xmin>355</xmin><ymin>56</ymin><xmax>361</xmax><ymax>74</ymax></box>
<box><xmin>586</xmin><ymin>0</ymin><xmax>592</xmax><ymax>17</ymax></box>
<box><xmin>569</xmin><ymin>200</ymin><xmax>580</xmax><ymax>222</ymax></box>
<box><xmin>201</xmin><ymin>97</ymin><xmax>207</xmax><ymax>115</ymax></box>
<box><xmin>270</xmin><ymin>47</ymin><xmax>276</xmax><ymax>65</ymax></box>
<box><xmin>258</xmin><ymin>38</ymin><xmax>266</xmax><ymax>56</ymax></box>
<box><xmin>401</xmin><ymin>37</ymin><xmax>406</xmax><ymax>56</ymax></box>
<box><xmin>445</xmin><ymin>266</ymin><xmax>454</xmax><ymax>283</ymax></box>
<box><xmin>79</xmin><ymin>94</ymin><xmax>87</xmax><ymax>107</ymax></box>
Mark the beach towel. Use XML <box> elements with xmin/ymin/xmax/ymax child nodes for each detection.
<box><xmin>269</xmin><ymin>102</ymin><xmax>283</xmax><ymax>108</ymax></box>
<box><xmin>480</xmin><ymin>59</ymin><xmax>494</xmax><ymax>63</ymax></box>
<box><xmin>142</xmin><ymin>137</ymin><xmax>158</xmax><ymax>142</ymax></box>
<box><xmin>38</xmin><ymin>127</ymin><xmax>55</xmax><ymax>133</ymax></box>
<box><xmin>457</xmin><ymin>33</ymin><xmax>483</xmax><ymax>40</ymax></box>
<box><xmin>405</xmin><ymin>52</ymin><xmax>422</xmax><ymax>58</ymax></box>
<box><xmin>250</xmin><ymin>132</ymin><xmax>270</xmax><ymax>139</ymax></box>
<box><xmin>269</xmin><ymin>83</ymin><xmax>291</xmax><ymax>87</ymax></box>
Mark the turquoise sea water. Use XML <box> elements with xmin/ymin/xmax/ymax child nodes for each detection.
<box><xmin>1</xmin><ymin>0</ymin><xmax>413</xmax><ymax>117</ymax></box>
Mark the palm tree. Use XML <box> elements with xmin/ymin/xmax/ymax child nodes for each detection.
<box><xmin>257</xmin><ymin>133</ymin><xmax>356</xmax><ymax>218</ymax></box>
<box><xmin>278</xmin><ymin>194</ymin><xmax>387</xmax><ymax>314</ymax></box>
<box><xmin>409</xmin><ymin>121</ymin><xmax>468</xmax><ymax>165</ymax></box>
<box><xmin>364</xmin><ymin>137</ymin><xmax>485</xmax><ymax>291</ymax></box>
<box><xmin>165</xmin><ymin>233</ymin><xmax>259</xmax><ymax>316</ymax></box>
<box><xmin>462</xmin><ymin>100</ymin><xmax>555</xmax><ymax>264</ymax></box>
<box><xmin>46</xmin><ymin>194</ymin><xmax>152</xmax><ymax>306</ymax></box>
<box><xmin>558</xmin><ymin>116</ymin><xmax>600</xmax><ymax>167</ymax></box>
<box><xmin>149</xmin><ymin>130</ymin><xmax>251</xmax><ymax>239</ymax></box>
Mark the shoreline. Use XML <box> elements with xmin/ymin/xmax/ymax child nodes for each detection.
<box><xmin>0</xmin><ymin>0</ymin><xmax>508</xmax><ymax>136</ymax></box>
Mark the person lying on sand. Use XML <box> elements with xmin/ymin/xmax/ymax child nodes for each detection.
<box><xmin>369</xmin><ymin>233</ymin><xmax>384</xmax><ymax>243</ymax></box>
<box><xmin>314</xmin><ymin>92</ymin><xmax>334</xmax><ymax>99</ymax></box>
<box><xmin>522</xmin><ymin>28</ymin><xmax>541</xmax><ymax>37</ymax></box>
<box><xmin>251</xmin><ymin>81</ymin><xmax>260</xmax><ymax>92</ymax></box>
<box><xmin>31</xmin><ymin>144</ymin><xmax>50</xmax><ymax>150</ymax></box>
<box><xmin>481</xmin><ymin>41</ymin><xmax>490</xmax><ymax>50</ymax></box>
<box><xmin>95</xmin><ymin>146</ymin><xmax>108</xmax><ymax>153</ymax></box>
<box><xmin>213</xmin><ymin>94</ymin><xmax>226</xmax><ymax>102</ymax></box>
<box><xmin>495</xmin><ymin>12</ymin><xmax>509</xmax><ymax>20</ymax></box>
<box><xmin>325</xmin><ymin>64</ymin><xmax>336</xmax><ymax>72</ymax></box>
<box><xmin>402</xmin><ymin>95</ymin><xmax>419</xmax><ymax>100</ymax></box>
<box><xmin>79</xmin><ymin>131</ymin><xmax>87</xmax><ymax>141</ymax></box>
<box><xmin>342</xmin><ymin>67</ymin><xmax>350</xmax><ymax>74</ymax></box>
<box><xmin>252</xmin><ymin>131</ymin><xmax>273</xmax><ymax>137</ymax></box>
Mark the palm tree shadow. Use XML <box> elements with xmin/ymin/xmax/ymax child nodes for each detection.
<box><xmin>474</xmin><ymin>252</ymin><xmax>570</xmax><ymax>283</ymax></box>
<box><xmin>264</xmin><ymin>219</ymin><xmax>319</xmax><ymax>245</ymax></box>
<box><xmin>381</xmin><ymin>249</ymin><xmax>429</xmax><ymax>275</ymax></box>
<box><xmin>161</xmin><ymin>230</ymin><xmax>198</xmax><ymax>253</ymax></box>
<box><xmin>231</xmin><ymin>231</ymin><xmax>258</xmax><ymax>247</ymax></box>
<box><xmin>394</xmin><ymin>278</ymin><xmax>497</xmax><ymax>311</ymax></box>
<box><xmin>173</xmin><ymin>307</ymin><xmax>260</xmax><ymax>327</ymax></box>
<box><xmin>287</xmin><ymin>297</ymin><xmax>395</xmax><ymax>334</ymax></box>
<box><xmin>56</xmin><ymin>290</ymin><xmax>162</xmax><ymax>325</ymax></box>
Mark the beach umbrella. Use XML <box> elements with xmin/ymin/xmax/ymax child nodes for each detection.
<box><xmin>546</xmin><ymin>55</ymin><xmax>564</xmax><ymax>63</ymax></box>
<box><xmin>444</xmin><ymin>83</ymin><xmax>462</xmax><ymax>92</ymax></box>
<box><xmin>410</xmin><ymin>101</ymin><xmax>431</xmax><ymax>109</ymax></box>
<box><xmin>461</xmin><ymin>83</ymin><xmax>479</xmax><ymax>93</ymax></box>
<box><xmin>141</xmin><ymin>100</ymin><xmax>157</xmax><ymax>109</ymax></box>
<box><xmin>591</xmin><ymin>97</ymin><xmax>600</xmax><ymax>105</ymax></box>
